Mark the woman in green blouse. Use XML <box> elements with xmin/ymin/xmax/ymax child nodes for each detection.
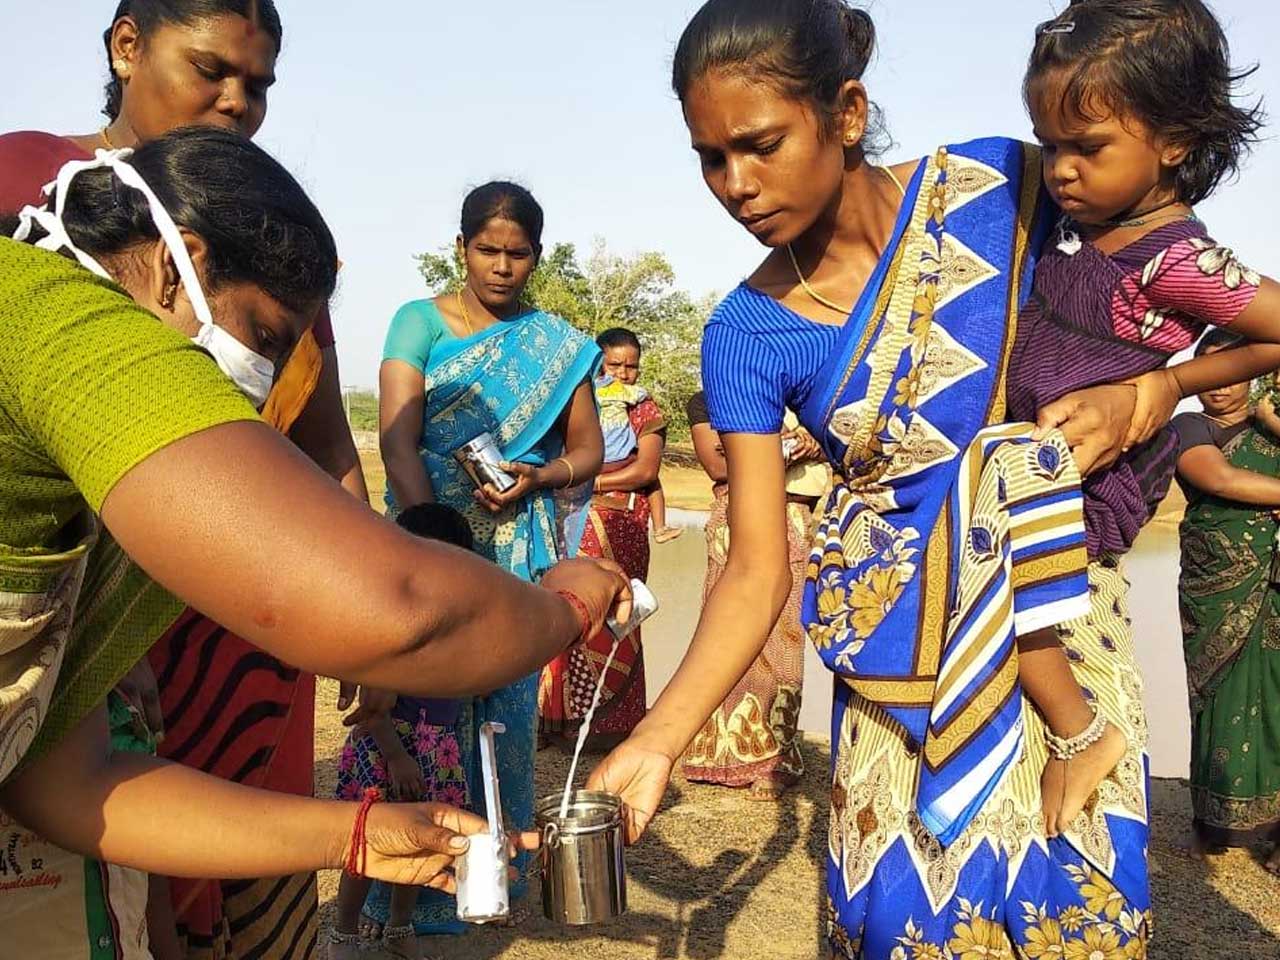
<box><xmin>0</xmin><ymin>128</ymin><xmax>630</xmax><ymax>914</ymax></box>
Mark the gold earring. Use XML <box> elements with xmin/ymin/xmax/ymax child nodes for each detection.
<box><xmin>161</xmin><ymin>283</ymin><xmax>177</xmax><ymax>309</ymax></box>
<box><xmin>114</xmin><ymin>58</ymin><xmax>129</xmax><ymax>76</ymax></box>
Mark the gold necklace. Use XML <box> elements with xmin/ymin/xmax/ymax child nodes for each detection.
<box><xmin>455</xmin><ymin>288</ymin><xmax>476</xmax><ymax>335</ymax></box>
<box><xmin>99</xmin><ymin>126</ymin><xmax>117</xmax><ymax>149</ymax></box>
<box><xmin>786</xmin><ymin>167</ymin><xmax>906</xmax><ymax>315</ymax></box>
<box><xmin>786</xmin><ymin>244</ymin><xmax>852</xmax><ymax>314</ymax></box>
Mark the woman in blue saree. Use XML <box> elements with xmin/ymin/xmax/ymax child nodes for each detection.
<box><xmin>591</xmin><ymin>2</ymin><xmax>1156</xmax><ymax>957</ymax></box>
<box><xmin>373</xmin><ymin>181</ymin><xmax>603</xmax><ymax>942</ymax></box>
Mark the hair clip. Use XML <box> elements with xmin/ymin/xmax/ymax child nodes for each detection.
<box><xmin>1037</xmin><ymin>20</ymin><xmax>1076</xmax><ymax>35</ymax></box>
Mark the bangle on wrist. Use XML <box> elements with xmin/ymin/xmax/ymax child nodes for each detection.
<box><xmin>344</xmin><ymin>787</ymin><xmax>383</xmax><ymax>877</ymax></box>
<box><xmin>555</xmin><ymin>589</ymin><xmax>593</xmax><ymax>644</ymax></box>
<box><xmin>553</xmin><ymin>456</ymin><xmax>576</xmax><ymax>489</ymax></box>
<box><xmin>1168</xmin><ymin>366</ymin><xmax>1188</xmax><ymax>400</ymax></box>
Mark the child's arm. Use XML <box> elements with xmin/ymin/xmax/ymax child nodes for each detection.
<box><xmin>1256</xmin><ymin>395</ymin><xmax>1280</xmax><ymax>439</ymax></box>
<box><xmin>364</xmin><ymin>709</ymin><xmax>426</xmax><ymax>802</ymax></box>
<box><xmin>1126</xmin><ymin>268</ymin><xmax>1280</xmax><ymax>447</ymax></box>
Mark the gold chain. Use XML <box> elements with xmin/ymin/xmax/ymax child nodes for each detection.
<box><xmin>786</xmin><ymin>244</ymin><xmax>853</xmax><ymax>314</ymax></box>
<box><xmin>455</xmin><ymin>288</ymin><xmax>475</xmax><ymax>335</ymax></box>
<box><xmin>99</xmin><ymin>126</ymin><xmax>117</xmax><ymax>150</ymax></box>
<box><xmin>786</xmin><ymin>166</ymin><xmax>906</xmax><ymax>316</ymax></box>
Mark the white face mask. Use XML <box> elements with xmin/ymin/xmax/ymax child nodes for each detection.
<box><xmin>12</xmin><ymin>148</ymin><xmax>277</xmax><ymax>408</ymax></box>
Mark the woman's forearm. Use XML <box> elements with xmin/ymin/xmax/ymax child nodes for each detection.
<box><xmin>629</xmin><ymin>559</ymin><xmax>790</xmax><ymax>760</ymax></box>
<box><xmin>596</xmin><ymin>434</ymin><xmax>663</xmax><ymax>492</ymax></box>
<box><xmin>1203</xmin><ymin>463</ymin><xmax>1280</xmax><ymax>505</ymax></box>
<box><xmin>595</xmin><ymin>458</ymin><xmax>660</xmax><ymax>491</ymax></box>
<box><xmin>0</xmin><ymin>707</ymin><xmax>353</xmax><ymax>878</ymax></box>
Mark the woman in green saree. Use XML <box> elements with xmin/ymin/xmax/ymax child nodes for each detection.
<box><xmin>1174</xmin><ymin>329</ymin><xmax>1280</xmax><ymax>873</ymax></box>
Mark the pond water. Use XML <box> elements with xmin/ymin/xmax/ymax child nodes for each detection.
<box><xmin>643</xmin><ymin>510</ymin><xmax>1189</xmax><ymax>779</ymax></box>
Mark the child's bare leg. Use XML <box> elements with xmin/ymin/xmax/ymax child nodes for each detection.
<box><xmin>1020</xmin><ymin>628</ymin><xmax>1127</xmax><ymax>837</ymax></box>
<box><xmin>650</xmin><ymin>483</ymin><xmax>682</xmax><ymax>542</ymax></box>
<box><xmin>331</xmin><ymin>873</ymin><xmax>373</xmax><ymax>960</ymax></box>
<box><xmin>383</xmin><ymin>884</ymin><xmax>424</xmax><ymax>959</ymax></box>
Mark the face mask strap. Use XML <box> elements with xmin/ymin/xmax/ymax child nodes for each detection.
<box><xmin>91</xmin><ymin>151</ymin><xmax>216</xmax><ymax>327</ymax></box>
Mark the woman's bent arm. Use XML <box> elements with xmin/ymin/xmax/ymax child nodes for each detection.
<box><xmin>1177</xmin><ymin>443</ymin><xmax>1280</xmax><ymax>506</ymax></box>
<box><xmin>595</xmin><ymin>432</ymin><xmax>663</xmax><ymax>491</ymax></box>
<box><xmin>100</xmin><ymin>420</ymin><xmax>614</xmax><ymax>697</ymax></box>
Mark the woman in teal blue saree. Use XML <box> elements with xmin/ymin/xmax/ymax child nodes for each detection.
<box><xmin>371</xmin><ymin>182</ymin><xmax>602</xmax><ymax>940</ymax></box>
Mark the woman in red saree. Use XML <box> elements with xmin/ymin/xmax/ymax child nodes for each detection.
<box><xmin>0</xmin><ymin>4</ymin><xmax>365</xmax><ymax>957</ymax></box>
<box><xmin>541</xmin><ymin>328</ymin><xmax>664</xmax><ymax>739</ymax></box>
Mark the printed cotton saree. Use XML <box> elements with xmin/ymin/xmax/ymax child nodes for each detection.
<box><xmin>1179</xmin><ymin>423</ymin><xmax>1280</xmax><ymax>848</ymax></box>
<box><xmin>787</xmin><ymin>140</ymin><xmax>1151</xmax><ymax>957</ymax></box>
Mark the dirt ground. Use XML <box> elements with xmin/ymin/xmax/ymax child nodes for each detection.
<box><xmin>313</xmin><ymin>679</ymin><xmax>1278</xmax><ymax>960</ymax></box>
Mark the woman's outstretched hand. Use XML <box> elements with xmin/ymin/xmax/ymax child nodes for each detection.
<box><xmin>542</xmin><ymin>557</ymin><xmax>633</xmax><ymax>643</ymax></box>
<box><xmin>1034</xmin><ymin>383</ymin><xmax>1138</xmax><ymax>476</ymax></box>
<box><xmin>585</xmin><ymin>737</ymin><xmax>674</xmax><ymax>844</ymax></box>
<box><xmin>354</xmin><ymin>802</ymin><xmax>539</xmax><ymax>890</ymax></box>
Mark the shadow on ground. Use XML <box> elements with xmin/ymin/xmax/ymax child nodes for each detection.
<box><xmin>312</xmin><ymin>682</ymin><xmax>1278</xmax><ymax>959</ymax></box>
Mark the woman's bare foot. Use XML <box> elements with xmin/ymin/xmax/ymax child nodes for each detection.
<box><xmin>654</xmin><ymin>525</ymin><xmax>684</xmax><ymax>544</ymax></box>
<box><xmin>1265</xmin><ymin>843</ymin><xmax>1280</xmax><ymax>876</ymax></box>
<box><xmin>1048</xmin><ymin>722</ymin><xmax>1128</xmax><ymax>835</ymax></box>
<box><xmin>327</xmin><ymin>928</ymin><xmax>362</xmax><ymax>960</ymax></box>
<box><xmin>1187</xmin><ymin>832</ymin><xmax>1226</xmax><ymax>862</ymax></box>
<box><xmin>1040</xmin><ymin>758</ymin><xmax>1067</xmax><ymax>838</ymax></box>
<box><xmin>382</xmin><ymin>924</ymin><xmax>424</xmax><ymax>960</ymax></box>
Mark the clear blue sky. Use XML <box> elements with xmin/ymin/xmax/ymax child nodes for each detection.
<box><xmin>3</xmin><ymin>1</ymin><xmax>1278</xmax><ymax>389</ymax></box>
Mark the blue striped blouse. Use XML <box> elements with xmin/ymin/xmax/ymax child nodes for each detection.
<box><xmin>701</xmin><ymin>283</ymin><xmax>840</xmax><ymax>434</ymax></box>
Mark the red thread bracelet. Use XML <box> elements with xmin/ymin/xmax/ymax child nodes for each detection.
<box><xmin>344</xmin><ymin>787</ymin><xmax>383</xmax><ymax>877</ymax></box>
<box><xmin>556</xmin><ymin>590</ymin><xmax>594</xmax><ymax>645</ymax></box>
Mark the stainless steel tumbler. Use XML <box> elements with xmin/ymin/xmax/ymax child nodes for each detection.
<box><xmin>535</xmin><ymin>791</ymin><xmax>627</xmax><ymax>925</ymax></box>
<box><xmin>454</xmin><ymin>432</ymin><xmax>517</xmax><ymax>493</ymax></box>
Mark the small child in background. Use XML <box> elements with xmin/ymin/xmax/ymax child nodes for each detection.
<box><xmin>329</xmin><ymin>504</ymin><xmax>472</xmax><ymax>960</ymax></box>
<box><xmin>1011</xmin><ymin>0</ymin><xmax>1280</xmax><ymax>836</ymax></box>
<box><xmin>595</xmin><ymin>327</ymin><xmax>682</xmax><ymax>542</ymax></box>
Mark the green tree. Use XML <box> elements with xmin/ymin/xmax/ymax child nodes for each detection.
<box><xmin>414</xmin><ymin>238</ymin><xmax>713</xmax><ymax>441</ymax></box>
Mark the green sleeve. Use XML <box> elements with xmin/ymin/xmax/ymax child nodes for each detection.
<box><xmin>382</xmin><ymin>299</ymin><xmax>444</xmax><ymax>371</ymax></box>
<box><xmin>1</xmin><ymin>243</ymin><xmax>260</xmax><ymax>511</ymax></box>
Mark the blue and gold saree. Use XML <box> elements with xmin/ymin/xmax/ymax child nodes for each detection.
<box><xmin>738</xmin><ymin>139</ymin><xmax>1150</xmax><ymax>957</ymax></box>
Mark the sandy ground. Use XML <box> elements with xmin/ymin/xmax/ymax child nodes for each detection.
<box><xmin>314</xmin><ymin>693</ymin><xmax>1278</xmax><ymax>960</ymax></box>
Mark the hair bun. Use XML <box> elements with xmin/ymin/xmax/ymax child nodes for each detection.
<box><xmin>839</xmin><ymin>3</ymin><xmax>876</xmax><ymax>74</ymax></box>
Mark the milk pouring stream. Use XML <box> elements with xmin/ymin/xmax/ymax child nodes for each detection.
<box><xmin>559</xmin><ymin>579</ymin><xmax>659</xmax><ymax>819</ymax></box>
